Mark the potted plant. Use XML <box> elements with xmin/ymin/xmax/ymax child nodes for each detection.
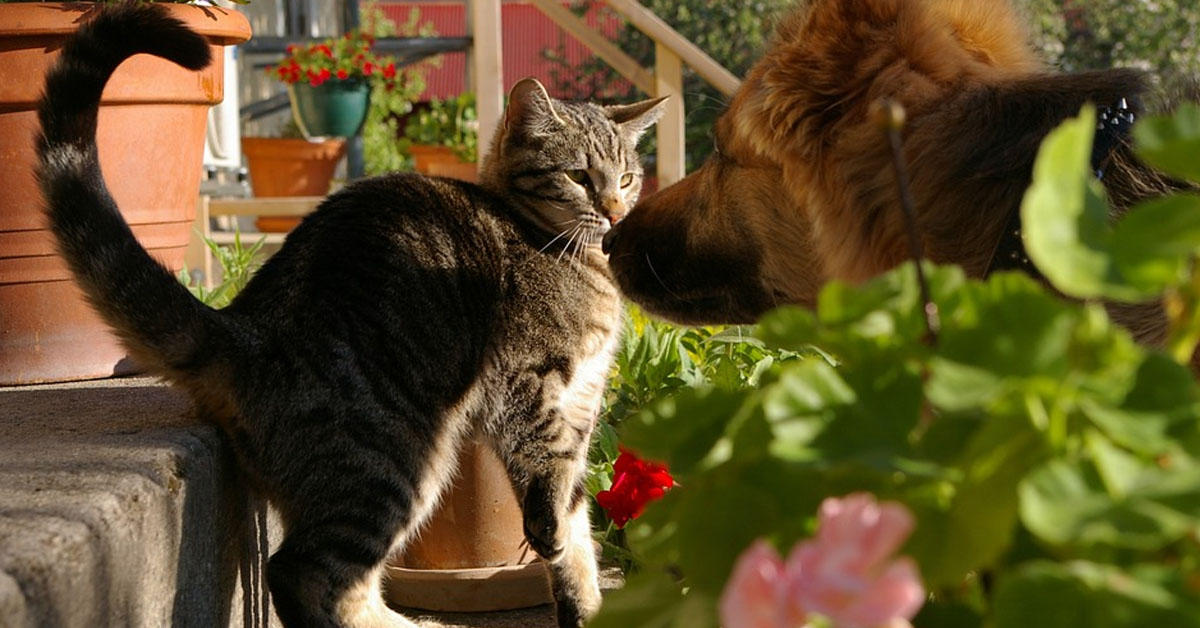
<box><xmin>404</xmin><ymin>92</ymin><xmax>479</xmax><ymax>182</ymax></box>
<box><xmin>0</xmin><ymin>2</ymin><xmax>251</xmax><ymax>385</ymax></box>
<box><xmin>246</xmin><ymin>21</ymin><xmax>422</xmax><ymax>232</ymax></box>
<box><xmin>267</xmin><ymin>30</ymin><xmax>396</xmax><ymax>138</ymax></box>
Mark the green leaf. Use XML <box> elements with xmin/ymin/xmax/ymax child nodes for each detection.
<box><xmin>758</xmin><ymin>305</ymin><xmax>820</xmax><ymax>351</ymax></box>
<box><xmin>669</xmin><ymin>480</ymin><xmax>782</xmax><ymax>595</ymax></box>
<box><xmin>1019</xmin><ymin>456</ymin><xmax>1200</xmax><ymax>554</ymax></box>
<box><xmin>591</xmin><ymin>420</ymin><xmax>621</xmax><ymax>463</ymax></box>
<box><xmin>993</xmin><ymin>561</ymin><xmax>1200</xmax><ymax>628</ymax></box>
<box><xmin>762</xmin><ymin>360</ymin><xmax>856</xmax><ymax>421</ymax></box>
<box><xmin>912</xmin><ymin>600</ymin><xmax>984</xmax><ymax>628</ymax></box>
<box><xmin>937</xmin><ymin>272</ymin><xmax>1078</xmax><ymax>378</ymax></box>
<box><xmin>588</xmin><ymin>570</ymin><xmax>700</xmax><ymax>628</ymax></box>
<box><xmin>1110</xmin><ymin>194</ymin><xmax>1200</xmax><ymax>291</ymax></box>
<box><xmin>1133</xmin><ymin>102</ymin><xmax>1200</xmax><ymax>184</ymax></box>
<box><xmin>1021</xmin><ymin>107</ymin><xmax>1150</xmax><ymax>301</ymax></box>
<box><xmin>905</xmin><ymin>412</ymin><xmax>1046</xmax><ymax>589</ymax></box>
<box><xmin>619</xmin><ymin>387</ymin><xmax>750</xmax><ymax>476</ymax></box>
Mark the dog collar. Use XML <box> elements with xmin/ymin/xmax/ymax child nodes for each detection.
<box><xmin>985</xmin><ymin>99</ymin><xmax>1136</xmax><ymax>278</ymax></box>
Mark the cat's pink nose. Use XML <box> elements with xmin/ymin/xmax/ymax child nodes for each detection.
<box><xmin>601</xmin><ymin>196</ymin><xmax>627</xmax><ymax>224</ymax></box>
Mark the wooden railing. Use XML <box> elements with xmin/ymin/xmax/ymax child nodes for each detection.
<box><xmin>470</xmin><ymin>0</ymin><xmax>743</xmax><ymax>188</ymax></box>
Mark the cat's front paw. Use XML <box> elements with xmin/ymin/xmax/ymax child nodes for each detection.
<box><xmin>522</xmin><ymin>480</ymin><xmax>567</xmax><ymax>562</ymax></box>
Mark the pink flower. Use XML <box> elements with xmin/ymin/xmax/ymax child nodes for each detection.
<box><xmin>720</xmin><ymin>541</ymin><xmax>807</xmax><ymax>628</ymax></box>
<box><xmin>719</xmin><ymin>493</ymin><xmax>925</xmax><ymax>628</ymax></box>
<box><xmin>788</xmin><ymin>494</ymin><xmax>924</xmax><ymax>628</ymax></box>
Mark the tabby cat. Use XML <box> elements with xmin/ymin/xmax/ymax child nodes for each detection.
<box><xmin>36</xmin><ymin>6</ymin><xmax>664</xmax><ymax>627</ymax></box>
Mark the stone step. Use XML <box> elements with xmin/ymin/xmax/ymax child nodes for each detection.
<box><xmin>0</xmin><ymin>377</ymin><xmax>277</xmax><ymax>628</ymax></box>
<box><xmin>0</xmin><ymin>377</ymin><xmax>618</xmax><ymax>628</ymax></box>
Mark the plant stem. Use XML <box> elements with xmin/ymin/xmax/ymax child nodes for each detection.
<box><xmin>874</xmin><ymin>99</ymin><xmax>940</xmax><ymax>345</ymax></box>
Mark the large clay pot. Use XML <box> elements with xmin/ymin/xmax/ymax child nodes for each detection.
<box><xmin>241</xmin><ymin>136</ymin><xmax>346</xmax><ymax>232</ymax></box>
<box><xmin>0</xmin><ymin>3</ymin><xmax>251</xmax><ymax>386</ymax></box>
<box><xmin>386</xmin><ymin>440</ymin><xmax>552</xmax><ymax>612</ymax></box>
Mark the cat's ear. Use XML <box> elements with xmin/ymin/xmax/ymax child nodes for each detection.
<box><xmin>503</xmin><ymin>78</ymin><xmax>564</xmax><ymax>138</ymax></box>
<box><xmin>607</xmin><ymin>96</ymin><xmax>668</xmax><ymax>141</ymax></box>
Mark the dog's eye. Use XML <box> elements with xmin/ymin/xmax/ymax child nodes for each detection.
<box><xmin>565</xmin><ymin>169</ymin><xmax>589</xmax><ymax>185</ymax></box>
<box><xmin>619</xmin><ymin>173</ymin><xmax>635</xmax><ymax>188</ymax></box>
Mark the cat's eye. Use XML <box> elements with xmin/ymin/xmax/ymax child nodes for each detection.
<box><xmin>619</xmin><ymin>173</ymin><xmax>635</xmax><ymax>188</ymax></box>
<box><xmin>565</xmin><ymin>169</ymin><xmax>589</xmax><ymax>185</ymax></box>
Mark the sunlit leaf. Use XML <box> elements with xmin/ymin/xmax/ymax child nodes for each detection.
<box><xmin>1133</xmin><ymin>103</ymin><xmax>1200</xmax><ymax>184</ymax></box>
<box><xmin>993</xmin><ymin>561</ymin><xmax>1200</xmax><ymax>628</ymax></box>
<box><xmin>1021</xmin><ymin>107</ymin><xmax>1151</xmax><ymax>301</ymax></box>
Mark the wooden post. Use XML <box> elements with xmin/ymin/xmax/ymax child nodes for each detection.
<box><xmin>468</xmin><ymin>0</ymin><xmax>504</xmax><ymax>169</ymax></box>
<box><xmin>185</xmin><ymin>196</ymin><xmax>215</xmax><ymax>289</ymax></box>
<box><xmin>606</xmin><ymin>0</ymin><xmax>741</xmax><ymax>98</ymax></box>
<box><xmin>655</xmin><ymin>43</ymin><xmax>685</xmax><ymax>186</ymax></box>
<box><xmin>529</xmin><ymin>0</ymin><xmax>655</xmax><ymax>95</ymax></box>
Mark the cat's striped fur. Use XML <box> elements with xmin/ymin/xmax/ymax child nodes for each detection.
<box><xmin>35</xmin><ymin>5</ymin><xmax>664</xmax><ymax>627</ymax></box>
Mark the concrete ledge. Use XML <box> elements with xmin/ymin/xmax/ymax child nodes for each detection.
<box><xmin>0</xmin><ymin>377</ymin><xmax>622</xmax><ymax>628</ymax></box>
<box><xmin>0</xmin><ymin>377</ymin><xmax>279</xmax><ymax>628</ymax></box>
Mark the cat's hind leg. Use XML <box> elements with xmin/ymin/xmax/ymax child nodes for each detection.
<box><xmin>266</xmin><ymin>475</ymin><xmax>430</xmax><ymax>628</ymax></box>
<box><xmin>264</xmin><ymin>420</ymin><xmax>465</xmax><ymax>628</ymax></box>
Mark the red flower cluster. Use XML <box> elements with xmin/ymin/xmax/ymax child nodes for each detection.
<box><xmin>595</xmin><ymin>449</ymin><xmax>674</xmax><ymax>528</ymax></box>
<box><xmin>268</xmin><ymin>31</ymin><xmax>398</xmax><ymax>88</ymax></box>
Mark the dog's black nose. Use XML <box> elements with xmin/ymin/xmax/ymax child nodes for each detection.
<box><xmin>601</xmin><ymin>224</ymin><xmax>620</xmax><ymax>254</ymax></box>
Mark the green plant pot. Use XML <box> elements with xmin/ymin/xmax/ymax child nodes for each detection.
<box><xmin>288</xmin><ymin>79</ymin><xmax>370</xmax><ymax>138</ymax></box>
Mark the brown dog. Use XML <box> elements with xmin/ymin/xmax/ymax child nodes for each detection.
<box><xmin>604</xmin><ymin>0</ymin><xmax>1178</xmax><ymax>341</ymax></box>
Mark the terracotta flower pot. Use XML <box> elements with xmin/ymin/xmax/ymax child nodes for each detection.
<box><xmin>0</xmin><ymin>3</ymin><xmax>251</xmax><ymax>386</ymax></box>
<box><xmin>409</xmin><ymin>144</ymin><xmax>477</xmax><ymax>182</ymax></box>
<box><xmin>386</xmin><ymin>440</ymin><xmax>553</xmax><ymax>612</ymax></box>
<box><xmin>241</xmin><ymin>137</ymin><xmax>346</xmax><ymax>232</ymax></box>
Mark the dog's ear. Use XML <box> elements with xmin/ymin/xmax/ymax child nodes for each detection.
<box><xmin>949</xmin><ymin>68</ymin><xmax>1149</xmax><ymax>180</ymax></box>
<box><xmin>607</xmin><ymin>96</ymin><xmax>669</xmax><ymax>142</ymax></box>
<box><xmin>501</xmin><ymin>77</ymin><xmax>565</xmax><ymax>140</ymax></box>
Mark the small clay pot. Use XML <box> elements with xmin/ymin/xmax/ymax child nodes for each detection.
<box><xmin>241</xmin><ymin>137</ymin><xmax>346</xmax><ymax>232</ymax></box>
<box><xmin>409</xmin><ymin>144</ymin><xmax>477</xmax><ymax>182</ymax></box>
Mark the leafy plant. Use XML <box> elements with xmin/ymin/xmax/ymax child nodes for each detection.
<box><xmin>359</xmin><ymin>2</ymin><xmax>431</xmax><ymax>175</ymax></box>
<box><xmin>591</xmin><ymin>106</ymin><xmax>1200</xmax><ymax>627</ymax></box>
<box><xmin>177</xmin><ymin>231</ymin><xmax>265</xmax><ymax>309</ymax></box>
<box><xmin>403</xmin><ymin>92</ymin><xmax>479</xmax><ymax>163</ymax></box>
<box><xmin>1018</xmin><ymin>0</ymin><xmax>1200</xmax><ymax>93</ymax></box>
<box><xmin>588</xmin><ymin>308</ymin><xmax>804</xmax><ymax>568</ymax></box>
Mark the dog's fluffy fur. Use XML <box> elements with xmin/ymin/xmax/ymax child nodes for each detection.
<box><xmin>605</xmin><ymin>0</ymin><xmax>1183</xmax><ymax>344</ymax></box>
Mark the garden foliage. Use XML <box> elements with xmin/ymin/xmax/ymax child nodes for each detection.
<box><xmin>403</xmin><ymin>92</ymin><xmax>479</xmax><ymax>164</ymax></box>
<box><xmin>177</xmin><ymin>231</ymin><xmax>265</xmax><ymax>309</ymax></box>
<box><xmin>589</xmin><ymin>106</ymin><xmax>1200</xmax><ymax>627</ymax></box>
<box><xmin>358</xmin><ymin>3</ymin><xmax>432</xmax><ymax>176</ymax></box>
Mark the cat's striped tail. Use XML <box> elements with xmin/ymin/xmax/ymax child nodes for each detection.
<box><xmin>35</xmin><ymin>4</ymin><xmax>233</xmax><ymax>379</ymax></box>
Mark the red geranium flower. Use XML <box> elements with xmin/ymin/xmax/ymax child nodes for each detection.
<box><xmin>595</xmin><ymin>448</ymin><xmax>673</xmax><ymax>528</ymax></box>
<box><xmin>267</xmin><ymin>30</ymin><xmax>403</xmax><ymax>87</ymax></box>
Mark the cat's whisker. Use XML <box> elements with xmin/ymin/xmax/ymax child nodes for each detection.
<box><xmin>540</xmin><ymin>222</ymin><xmax>577</xmax><ymax>254</ymax></box>
<box><xmin>557</xmin><ymin>225</ymin><xmax>583</xmax><ymax>263</ymax></box>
